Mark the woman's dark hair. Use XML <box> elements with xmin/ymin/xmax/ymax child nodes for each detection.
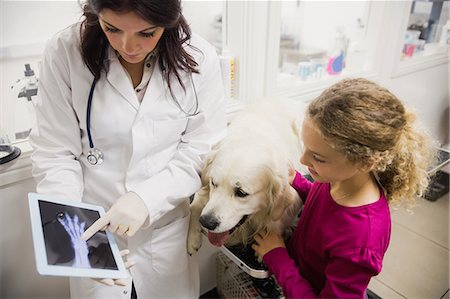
<box><xmin>80</xmin><ymin>0</ymin><xmax>199</xmax><ymax>94</ymax></box>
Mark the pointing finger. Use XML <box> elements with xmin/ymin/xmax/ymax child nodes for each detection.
<box><xmin>81</xmin><ymin>214</ymin><xmax>111</xmax><ymax>241</ymax></box>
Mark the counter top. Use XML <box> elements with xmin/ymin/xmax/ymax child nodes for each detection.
<box><xmin>0</xmin><ymin>139</ymin><xmax>33</xmax><ymax>187</ymax></box>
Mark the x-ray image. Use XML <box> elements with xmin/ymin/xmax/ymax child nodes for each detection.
<box><xmin>39</xmin><ymin>200</ymin><xmax>118</xmax><ymax>270</ymax></box>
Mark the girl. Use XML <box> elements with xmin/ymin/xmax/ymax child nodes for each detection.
<box><xmin>30</xmin><ymin>0</ymin><xmax>226</xmax><ymax>298</ymax></box>
<box><xmin>252</xmin><ymin>78</ymin><xmax>435</xmax><ymax>298</ymax></box>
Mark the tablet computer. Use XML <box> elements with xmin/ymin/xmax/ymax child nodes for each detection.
<box><xmin>28</xmin><ymin>192</ymin><xmax>128</xmax><ymax>279</ymax></box>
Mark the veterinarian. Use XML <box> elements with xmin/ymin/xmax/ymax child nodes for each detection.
<box><xmin>30</xmin><ymin>0</ymin><xmax>227</xmax><ymax>298</ymax></box>
<box><xmin>252</xmin><ymin>78</ymin><xmax>435</xmax><ymax>298</ymax></box>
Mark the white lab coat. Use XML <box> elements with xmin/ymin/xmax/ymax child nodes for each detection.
<box><xmin>30</xmin><ymin>23</ymin><xmax>227</xmax><ymax>299</ymax></box>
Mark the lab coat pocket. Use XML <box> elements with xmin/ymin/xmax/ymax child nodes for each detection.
<box><xmin>150</xmin><ymin>214</ymin><xmax>189</xmax><ymax>275</ymax></box>
<box><xmin>153</xmin><ymin>118</ymin><xmax>188</xmax><ymax>148</ymax></box>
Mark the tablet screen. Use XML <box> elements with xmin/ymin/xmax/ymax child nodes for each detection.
<box><xmin>28</xmin><ymin>193</ymin><xmax>128</xmax><ymax>279</ymax></box>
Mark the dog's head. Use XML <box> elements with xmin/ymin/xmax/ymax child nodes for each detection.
<box><xmin>198</xmin><ymin>142</ymin><xmax>296</xmax><ymax>247</ymax></box>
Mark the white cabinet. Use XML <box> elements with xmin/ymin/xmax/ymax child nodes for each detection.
<box><xmin>224</xmin><ymin>1</ymin><xmax>449</xmax><ymax>103</ymax></box>
<box><xmin>224</xmin><ymin>1</ymin><xmax>387</xmax><ymax>101</ymax></box>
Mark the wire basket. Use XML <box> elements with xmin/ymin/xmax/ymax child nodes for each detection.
<box><xmin>216</xmin><ymin>252</ymin><xmax>284</xmax><ymax>299</ymax></box>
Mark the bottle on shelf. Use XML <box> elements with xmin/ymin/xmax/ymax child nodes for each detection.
<box><xmin>327</xmin><ymin>27</ymin><xmax>349</xmax><ymax>75</ymax></box>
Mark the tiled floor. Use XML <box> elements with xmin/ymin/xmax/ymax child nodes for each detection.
<box><xmin>368</xmin><ymin>187</ymin><xmax>449</xmax><ymax>298</ymax></box>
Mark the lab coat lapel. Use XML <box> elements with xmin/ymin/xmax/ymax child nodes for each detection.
<box><xmin>106</xmin><ymin>49</ymin><xmax>140</xmax><ymax>111</ymax></box>
<box><xmin>137</xmin><ymin>64</ymin><xmax>164</xmax><ymax>118</ymax></box>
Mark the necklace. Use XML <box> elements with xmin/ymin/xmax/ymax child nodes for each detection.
<box><xmin>331</xmin><ymin>175</ymin><xmax>372</xmax><ymax>203</ymax></box>
<box><xmin>332</xmin><ymin>189</ymin><xmax>358</xmax><ymax>203</ymax></box>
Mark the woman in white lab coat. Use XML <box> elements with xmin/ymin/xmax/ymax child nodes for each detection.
<box><xmin>30</xmin><ymin>0</ymin><xmax>226</xmax><ymax>298</ymax></box>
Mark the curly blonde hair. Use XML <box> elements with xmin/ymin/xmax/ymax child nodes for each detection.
<box><xmin>307</xmin><ymin>78</ymin><xmax>436</xmax><ymax>206</ymax></box>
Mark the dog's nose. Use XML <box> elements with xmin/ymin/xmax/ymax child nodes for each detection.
<box><xmin>199</xmin><ymin>214</ymin><xmax>220</xmax><ymax>230</ymax></box>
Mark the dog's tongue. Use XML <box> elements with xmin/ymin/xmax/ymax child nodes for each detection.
<box><xmin>207</xmin><ymin>231</ymin><xmax>230</xmax><ymax>247</ymax></box>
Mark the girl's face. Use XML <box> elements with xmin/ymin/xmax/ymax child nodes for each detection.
<box><xmin>300</xmin><ymin>118</ymin><xmax>360</xmax><ymax>184</ymax></box>
<box><xmin>99</xmin><ymin>9</ymin><xmax>165</xmax><ymax>64</ymax></box>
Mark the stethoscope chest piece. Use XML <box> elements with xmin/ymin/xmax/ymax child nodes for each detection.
<box><xmin>87</xmin><ymin>148</ymin><xmax>104</xmax><ymax>165</ymax></box>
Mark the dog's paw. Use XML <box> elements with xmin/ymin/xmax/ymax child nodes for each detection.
<box><xmin>187</xmin><ymin>223</ymin><xmax>203</xmax><ymax>255</ymax></box>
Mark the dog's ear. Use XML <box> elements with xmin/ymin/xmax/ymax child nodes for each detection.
<box><xmin>268</xmin><ymin>174</ymin><xmax>287</xmax><ymax>221</ymax></box>
<box><xmin>200</xmin><ymin>151</ymin><xmax>216</xmax><ymax>186</ymax></box>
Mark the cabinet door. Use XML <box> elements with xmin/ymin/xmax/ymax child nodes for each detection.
<box><xmin>401</xmin><ymin>0</ymin><xmax>449</xmax><ymax>61</ymax></box>
<box><xmin>264</xmin><ymin>1</ymin><xmax>386</xmax><ymax>99</ymax></box>
<box><xmin>392</xmin><ymin>0</ymin><xmax>449</xmax><ymax>78</ymax></box>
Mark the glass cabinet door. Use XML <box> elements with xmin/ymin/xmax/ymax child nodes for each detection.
<box><xmin>279</xmin><ymin>1</ymin><xmax>369</xmax><ymax>78</ymax></box>
<box><xmin>401</xmin><ymin>0</ymin><xmax>449</xmax><ymax>61</ymax></box>
<box><xmin>264</xmin><ymin>1</ymin><xmax>386</xmax><ymax>97</ymax></box>
<box><xmin>273</xmin><ymin>1</ymin><xmax>386</xmax><ymax>93</ymax></box>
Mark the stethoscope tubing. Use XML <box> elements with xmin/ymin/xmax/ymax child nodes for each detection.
<box><xmin>86</xmin><ymin>77</ymin><xmax>97</xmax><ymax>150</ymax></box>
<box><xmin>85</xmin><ymin>65</ymin><xmax>199</xmax><ymax>165</ymax></box>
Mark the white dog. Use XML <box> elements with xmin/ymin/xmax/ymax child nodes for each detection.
<box><xmin>187</xmin><ymin>98</ymin><xmax>306</xmax><ymax>254</ymax></box>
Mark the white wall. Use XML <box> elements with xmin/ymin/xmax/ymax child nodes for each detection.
<box><xmin>384</xmin><ymin>63</ymin><xmax>449</xmax><ymax>147</ymax></box>
<box><xmin>0</xmin><ymin>1</ymin><xmax>82</xmax><ymax>141</ymax></box>
<box><xmin>182</xmin><ymin>1</ymin><xmax>223</xmax><ymax>49</ymax></box>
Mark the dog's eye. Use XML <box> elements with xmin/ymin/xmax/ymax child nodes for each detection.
<box><xmin>234</xmin><ymin>188</ymin><xmax>248</xmax><ymax>198</ymax></box>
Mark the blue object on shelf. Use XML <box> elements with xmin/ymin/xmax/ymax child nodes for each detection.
<box><xmin>326</xmin><ymin>51</ymin><xmax>344</xmax><ymax>75</ymax></box>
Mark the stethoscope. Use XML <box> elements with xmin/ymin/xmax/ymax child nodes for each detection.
<box><xmin>86</xmin><ymin>77</ymin><xmax>104</xmax><ymax>165</ymax></box>
<box><xmin>85</xmin><ymin>60</ymin><xmax>199</xmax><ymax>166</ymax></box>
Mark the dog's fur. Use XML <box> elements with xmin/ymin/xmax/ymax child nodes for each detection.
<box><xmin>187</xmin><ymin>98</ymin><xmax>306</xmax><ymax>254</ymax></box>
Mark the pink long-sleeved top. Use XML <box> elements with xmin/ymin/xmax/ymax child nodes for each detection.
<box><xmin>263</xmin><ymin>172</ymin><xmax>391</xmax><ymax>298</ymax></box>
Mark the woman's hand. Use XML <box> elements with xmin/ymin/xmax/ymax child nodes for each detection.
<box><xmin>252</xmin><ymin>231</ymin><xmax>286</xmax><ymax>261</ymax></box>
<box><xmin>81</xmin><ymin>192</ymin><xmax>149</xmax><ymax>240</ymax></box>
<box><xmin>94</xmin><ymin>249</ymin><xmax>135</xmax><ymax>286</ymax></box>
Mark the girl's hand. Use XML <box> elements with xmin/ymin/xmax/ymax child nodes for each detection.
<box><xmin>288</xmin><ymin>161</ymin><xmax>296</xmax><ymax>184</ymax></box>
<box><xmin>252</xmin><ymin>231</ymin><xmax>286</xmax><ymax>261</ymax></box>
